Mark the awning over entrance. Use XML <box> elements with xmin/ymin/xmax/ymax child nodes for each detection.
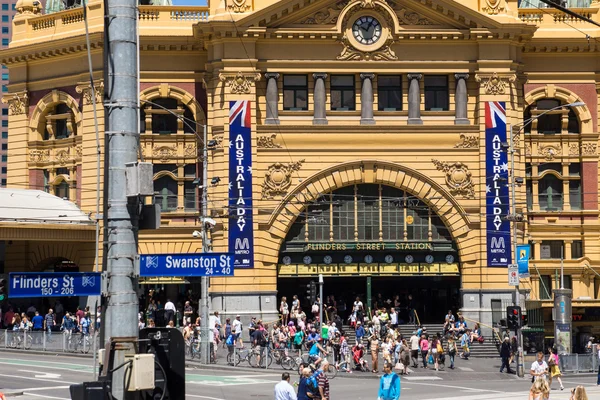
<box><xmin>0</xmin><ymin>189</ymin><xmax>95</xmax><ymax>242</ymax></box>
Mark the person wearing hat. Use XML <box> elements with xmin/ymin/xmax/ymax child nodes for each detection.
<box><xmin>500</xmin><ymin>336</ymin><xmax>513</xmax><ymax>373</ymax></box>
<box><xmin>355</xmin><ymin>320</ymin><xmax>366</xmax><ymax>345</ymax></box>
<box><xmin>233</xmin><ymin>314</ymin><xmax>243</xmax><ymax>348</ymax></box>
<box><xmin>410</xmin><ymin>331</ymin><xmax>420</xmax><ymax>368</ymax></box>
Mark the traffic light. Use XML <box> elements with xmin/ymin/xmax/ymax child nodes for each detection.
<box><xmin>506</xmin><ymin>306</ymin><xmax>522</xmax><ymax>330</ymax></box>
<box><xmin>309</xmin><ymin>281</ymin><xmax>317</xmax><ymax>304</ymax></box>
<box><xmin>0</xmin><ymin>279</ymin><xmax>6</xmax><ymax>302</ymax></box>
<box><xmin>521</xmin><ymin>313</ymin><xmax>528</xmax><ymax>328</ymax></box>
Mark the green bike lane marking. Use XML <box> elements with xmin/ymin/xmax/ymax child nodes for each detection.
<box><xmin>0</xmin><ymin>358</ymin><xmax>94</xmax><ymax>373</ymax></box>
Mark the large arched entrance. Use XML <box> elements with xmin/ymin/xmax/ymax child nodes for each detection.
<box><xmin>276</xmin><ymin>183</ymin><xmax>461</xmax><ymax>323</ymax></box>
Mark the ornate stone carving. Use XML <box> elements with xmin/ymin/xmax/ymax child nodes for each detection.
<box><xmin>212</xmin><ymin>135</ymin><xmax>224</xmax><ymax>147</ymax></box>
<box><xmin>569</xmin><ymin>143</ymin><xmax>579</xmax><ymax>156</ymax></box>
<box><xmin>431</xmin><ymin>159</ymin><xmax>475</xmax><ymax>199</ymax></box>
<box><xmin>55</xmin><ymin>149</ymin><xmax>70</xmax><ymax>166</ymax></box>
<box><xmin>152</xmin><ymin>145</ymin><xmax>177</xmax><ymax>161</ymax></box>
<box><xmin>29</xmin><ymin>149</ymin><xmax>50</xmax><ymax>163</ymax></box>
<box><xmin>482</xmin><ymin>0</ymin><xmax>505</xmax><ymax>15</ymax></box>
<box><xmin>301</xmin><ymin>0</ymin><xmax>348</xmax><ymax>24</ymax></box>
<box><xmin>360</xmin><ymin>0</ymin><xmax>375</xmax><ymax>8</ymax></box>
<box><xmin>397</xmin><ymin>9</ymin><xmax>432</xmax><ymax>25</ymax></box>
<box><xmin>227</xmin><ymin>0</ymin><xmax>250</xmax><ymax>13</ymax></box>
<box><xmin>2</xmin><ymin>91</ymin><xmax>29</xmax><ymax>116</ymax></box>
<box><xmin>262</xmin><ymin>160</ymin><xmax>305</xmax><ymax>199</ymax></box>
<box><xmin>75</xmin><ymin>145</ymin><xmax>82</xmax><ymax>159</ymax></box>
<box><xmin>338</xmin><ymin>35</ymin><xmax>397</xmax><ymax>61</ymax></box>
<box><xmin>75</xmin><ymin>82</ymin><xmax>104</xmax><ymax>106</ymax></box>
<box><xmin>525</xmin><ymin>143</ymin><xmax>532</xmax><ymax>156</ymax></box>
<box><xmin>475</xmin><ymin>72</ymin><xmax>516</xmax><ymax>95</ymax></box>
<box><xmin>219</xmin><ymin>72</ymin><xmax>261</xmax><ymax>94</ymax></box>
<box><xmin>539</xmin><ymin>144</ymin><xmax>562</xmax><ymax>161</ymax></box>
<box><xmin>184</xmin><ymin>143</ymin><xmax>197</xmax><ymax>157</ymax></box>
<box><xmin>257</xmin><ymin>134</ymin><xmax>282</xmax><ymax>148</ymax></box>
<box><xmin>582</xmin><ymin>142</ymin><xmax>597</xmax><ymax>156</ymax></box>
<box><xmin>454</xmin><ymin>134</ymin><xmax>479</xmax><ymax>149</ymax></box>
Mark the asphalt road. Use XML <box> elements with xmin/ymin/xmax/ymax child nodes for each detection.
<box><xmin>0</xmin><ymin>351</ymin><xmax>599</xmax><ymax>399</ymax></box>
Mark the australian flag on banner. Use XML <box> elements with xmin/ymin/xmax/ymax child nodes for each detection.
<box><xmin>228</xmin><ymin>100</ymin><xmax>254</xmax><ymax>269</ymax></box>
<box><xmin>485</xmin><ymin>101</ymin><xmax>512</xmax><ymax>267</ymax></box>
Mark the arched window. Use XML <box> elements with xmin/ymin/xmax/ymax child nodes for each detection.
<box><xmin>140</xmin><ymin>98</ymin><xmax>196</xmax><ymax>135</ymax></box>
<box><xmin>54</xmin><ymin>179</ymin><xmax>70</xmax><ymax>200</ymax></box>
<box><xmin>287</xmin><ymin>184</ymin><xmax>453</xmax><ymax>242</ymax></box>
<box><xmin>523</xmin><ymin>98</ymin><xmax>580</xmax><ymax>135</ymax></box>
<box><xmin>153</xmin><ymin>163</ymin><xmax>198</xmax><ymax>213</ymax></box>
<box><xmin>43</xmin><ymin>103</ymin><xmax>76</xmax><ymax>140</ymax></box>
<box><xmin>538</xmin><ymin>175</ymin><xmax>562</xmax><ymax>211</ymax></box>
<box><xmin>526</xmin><ymin>163</ymin><xmax>581</xmax><ymax>211</ymax></box>
<box><xmin>154</xmin><ymin>175</ymin><xmax>178</xmax><ymax>212</ymax></box>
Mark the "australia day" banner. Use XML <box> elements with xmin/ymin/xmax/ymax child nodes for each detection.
<box><xmin>485</xmin><ymin>101</ymin><xmax>512</xmax><ymax>267</ymax></box>
<box><xmin>228</xmin><ymin>100</ymin><xmax>254</xmax><ymax>269</ymax></box>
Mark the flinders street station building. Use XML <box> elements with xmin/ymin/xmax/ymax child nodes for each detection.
<box><xmin>1</xmin><ymin>0</ymin><xmax>600</xmax><ymax>351</ymax></box>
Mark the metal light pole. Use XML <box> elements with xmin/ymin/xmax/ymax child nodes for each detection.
<box><xmin>318</xmin><ymin>274</ymin><xmax>324</xmax><ymax>329</ymax></box>
<box><xmin>508</xmin><ymin>101</ymin><xmax>584</xmax><ymax>378</ymax></box>
<box><xmin>201</xmin><ymin>123</ymin><xmax>211</xmax><ymax>365</ymax></box>
<box><xmin>103</xmin><ymin>0</ymin><xmax>140</xmax><ymax>395</ymax></box>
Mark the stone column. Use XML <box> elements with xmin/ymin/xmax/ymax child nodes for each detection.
<box><xmin>407</xmin><ymin>73</ymin><xmax>422</xmax><ymax>125</ymax></box>
<box><xmin>264</xmin><ymin>72</ymin><xmax>280</xmax><ymax>125</ymax></box>
<box><xmin>313</xmin><ymin>73</ymin><xmax>328</xmax><ymax>125</ymax></box>
<box><xmin>360</xmin><ymin>73</ymin><xmax>375</xmax><ymax>125</ymax></box>
<box><xmin>454</xmin><ymin>73</ymin><xmax>469</xmax><ymax>125</ymax></box>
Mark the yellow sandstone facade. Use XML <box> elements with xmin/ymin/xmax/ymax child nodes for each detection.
<box><xmin>2</xmin><ymin>0</ymin><xmax>600</xmax><ymax>343</ymax></box>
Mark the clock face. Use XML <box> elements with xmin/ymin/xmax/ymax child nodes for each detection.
<box><xmin>425</xmin><ymin>255</ymin><xmax>434</xmax><ymax>264</ymax></box>
<box><xmin>303</xmin><ymin>255</ymin><xmax>312</xmax><ymax>265</ymax></box>
<box><xmin>344</xmin><ymin>255</ymin><xmax>353</xmax><ymax>264</ymax></box>
<box><xmin>384</xmin><ymin>255</ymin><xmax>394</xmax><ymax>264</ymax></box>
<box><xmin>324</xmin><ymin>255</ymin><xmax>333</xmax><ymax>265</ymax></box>
<box><xmin>352</xmin><ymin>16</ymin><xmax>382</xmax><ymax>45</ymax></box>
<box><xmin>405</xmin><ymin>255</ymin><xmax>414</xmax><ymax>264</ymax></box>
<box><xmin>364</xmin><ymin>255</ymin><xmax>374</xmax><ymax>264</ymax></box>
<box><xmin>445</xmin><ymin>255</ymin><xmax>455</xmax><ymax>264</ymax></box>
<box><xmin>282</xmin><ymin>256</ymin><xmax>292</xmax><ymax>265</ymax></box>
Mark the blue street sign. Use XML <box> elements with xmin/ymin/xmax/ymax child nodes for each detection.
<box><xmin>139</xmin><ymin>253</ymin><xmax>234</xmax><ymax>277</ymax></box>
<box><xmin>9</xmin><ymin>272</ymin><xmax>102</xmax><ymax>298</ymax></box>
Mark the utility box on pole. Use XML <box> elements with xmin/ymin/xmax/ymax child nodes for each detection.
<box><xmin>553</xmin><ymin>288</ymin><xmax>572</xmax><ymax>354</ymax></box>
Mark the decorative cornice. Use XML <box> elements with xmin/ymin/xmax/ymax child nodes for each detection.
<box><xmin>257</xmin><ymin>134</ymin><xmax>282</xmax><ymax>149</ymax></box>
<box><xmin>219</xmin><ymin>71</ymin><xmax>261</xmax><ymax>94</ymax></box>
<box><xmin>431</xmin><ymin>159</ymin><xmax>475</xmax><ymax>199</ymax></box>
<box><xmin>75</xmin><ymin>81</ymin><xmax>104</xmax><ymax>106</ymax></box>
<box><xmin>300</xmin><ymin>0</ymin><xmax>348</xmax><ymax>24</ymax></box>
<box><xmin>454</xmin><ymin>134</ymin><xmax>478</xmax><ymax>149</ymax></box>
<box><xmin>475</xmin><ymin>72</ymin><xmax>516</xmax><ymax>95</ymax></box>
<box><xmin>338</xmin><ymin>35</ymin><xmax>397</xmax><ymax>61</ymax></box>
<box><xmin>1</xmin><ymin>91</ymin><xmax>29</xmax><ymax>116</ymax></box>
<box><xmin>539</xmin><ymin>144</ymin><xmax>562</xmax><ymax>161</ymax></box>
<box><xmin>582</xmin><ymin>142</ymin><xmax>597</xmax><ymax>156</ymax></box>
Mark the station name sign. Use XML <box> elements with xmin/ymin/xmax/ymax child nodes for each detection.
<box><xmin>304</xmin><ymin>242</ymin><xmax>436</xmax><ymax>252</ymax></box>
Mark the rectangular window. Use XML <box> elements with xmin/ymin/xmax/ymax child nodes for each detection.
<box><xmin>539</xmin><ymin>275</ymin><xmax>552</xmax><ymax>300</ymax></box>
<box><xmin>1</xmin><ymin>109</ymin><xmax>7</xmax><ymax>116</ymax></box>
<box><xmin>571</xmin><ymin>240</ymin><xmax>583</xmax><ymax>259</ymax></box>
<box><xmin>526</xmin><ymin>180</ymin><xmax>533</xmax><ymax>210</ymax></box>
<box><xmin>1</xmin><ymin>167</ymin><xmax>6</xmax><ymax>174</ymax></box>
<box><xmin>569</xmin><ymin>180</ymin><xmax>582</xmax><ymax>210</ymax></box>
<box><xmin>330</xmin><ymin>75</ymin><xmax>355</xmax><ymax>111</ymax></box>
<box><xmin>282</xmin><ymin>75</ymin><xmax>308</xmax><ymax>111</ymax></box>
<box><xmin>1</xmin><ymin>38</ymin><xmax>8</xmax><ymax>46</ymax></box>
<box><xmin>424</xmin><ymin>75</ymin><xmax>449</xmax><ymax>111</ymax></box>
<box><xmin>1</xmin><ymin>73</ymin><xmax>7</xmax><ymax>80</ymax></box>
<box><xmin>1</xmin><ymin>131</ymin><xmax>6</xmax><ymax>139</ymax></box>
<box><xmin>1</xmin><ymin>120</ymin><xmax>6</xmax><ymax>127</ymax></box>
<box><xmin>184</xmin><ymin>181</ymin><xmax>197</xmax><ymax>211</ymax></box>
<box><xmin>1</xmin><ymin>4</ymin><xmax>8</xmax><ymax>10</ymax></box>
<box><xmin>1</xmin><ymin>16</ymin><xmax>8</xmax><ymax>23</ymax></box>
<box><xmin>377</xmin><ymin>75</ymin><xmax>402</xmax><ymax>111</ymax></box>
<box><xmin>184</xmin><ymin>164</ymin><xmax>196</xmax><ymax>178</ymax></box>
<box><xmin>562</xmin><ymin>275</ymin><xmax>573</xmax><ymax>290</ymax></box>
<box><xmin>0</xmin><ymin>178</ymin><xmax>5</xmax><ymax>186</ymax></box>
<box><xmin>1</xmin><ymin>27</ymin><xmax>7</xmax><ymax>34</ymax></box>
<box><xmin>1</xmin><ymin>155</ymin><xmax>6</xmax><ymax>162</ymax></box>
<box><xmin>540</xmin><ymin>240</ymin><xmax>563</xmax><ymax>259</ymax></box>
<box><xmin>1</xmin><ymin>143</ymin><xmax>6</xmax><ymax>150</ymax></box>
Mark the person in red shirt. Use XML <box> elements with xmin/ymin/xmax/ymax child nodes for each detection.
<box><xmin>75</xmin><ymin>307</ymin><xmax>85</xmax><ymax>324</ymax></box>
<box><xmin>3</xmin><ymin>307</ymin><xmax>14</xmax><ymax>329</ymax></box>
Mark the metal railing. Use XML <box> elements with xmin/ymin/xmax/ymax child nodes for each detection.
<box><xmin>559</xmin><ymin>353</ymin><xmax>598</xmax><ymax>374</ymax></box>
<box><xmin>0</xmin><ymin>329</ymin><xmax>99</xmax><ymax>354</ymax></box>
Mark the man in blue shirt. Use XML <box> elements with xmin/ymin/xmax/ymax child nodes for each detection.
<box><xmin>32</xmin><ymin>311</ymin><xmax>44</xmax><ymax>344</ymax></box>
<box><xmin>306</xmin><ymin>328</ymin><xmax>320</xmax><ymax>347</ymax></box>
<box><xmin>378</xmin><ymin>362</ymin><xmax>400</xmax><ymax>400</ymax></box>
<box><xmin>308</xmin><ymin>338</ymin><xmax>328</xmax><ymax>367</ymax></box>
<box><xmin>355</xmin><ymin>321</ymin><xmax>365</xmax><ymax>344</ymax></box>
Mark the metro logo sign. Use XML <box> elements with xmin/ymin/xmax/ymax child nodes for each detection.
<box><xmin>485</xmin><ymin>101</ymin><xmax>512</xmax><ymax>267</ymax></box>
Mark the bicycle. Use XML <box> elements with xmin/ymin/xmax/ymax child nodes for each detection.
<box><xmin>189</xmin><ymin>338</ymin><xmax>215</xmax><ymax>363</ymax></box>
<box><xmin>272</xmin><ymin>348</ymin><xmax>297</xmax><ymax>371</ymax></box>
<box><xmin>249</xmin><ymin>346</ymin><xmax>273</xmax><ymax>368</ymax></box>
<box><xmin>8</xmin><ymin>330</ymin><xmax>31</xmax><ymax>350</ymax></box>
